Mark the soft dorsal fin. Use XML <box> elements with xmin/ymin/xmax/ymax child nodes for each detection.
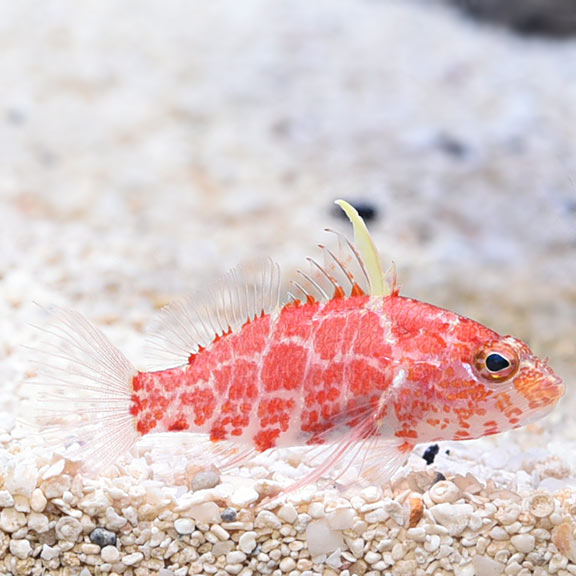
<box><xmin>146</xmin><ymin>259</ymin><xmax>280</xmax><ymax>368</ymax></box>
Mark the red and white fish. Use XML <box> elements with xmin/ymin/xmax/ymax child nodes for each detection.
<box><xmin>34</xmin><ymin>200</ymin><xmax>564</xmax><ymax>488</ymax></box>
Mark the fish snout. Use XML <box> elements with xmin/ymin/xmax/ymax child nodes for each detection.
<box><xmin>513</xmin><ymin>361</ymin><xmax>565</xmax><ymax>412</ymax></box>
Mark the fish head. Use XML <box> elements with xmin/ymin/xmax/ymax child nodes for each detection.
<box><xmin>431</xmin><ymin>320</ymin><xmax>565</xmax><ymax>439</ymax></box>
<box><xmin>468</xmin><ymin>333</ymin><xmax>564</xmax><ymax>425</ymax></box>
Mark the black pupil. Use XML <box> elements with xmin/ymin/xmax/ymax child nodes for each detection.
<box><xmin>486</xmin><ymin>353</ymin><xmax>510</xmax><ymax>372</ymax></box>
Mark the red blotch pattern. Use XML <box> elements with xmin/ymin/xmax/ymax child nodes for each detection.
<box><xmin>129</xmin><ymin>291</ymin><xmax>549</xmax><ymax>456</ymax></box>
<box><xmin>262</xmin><ymin>343</ymin><xmax>308</xmax><ymax>392</ymax></box>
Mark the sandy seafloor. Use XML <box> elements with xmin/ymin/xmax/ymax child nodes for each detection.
<box><xmin>0</xmin><ymin>1</ymin><xmax>576</xmax><ymax>575</ymax></box>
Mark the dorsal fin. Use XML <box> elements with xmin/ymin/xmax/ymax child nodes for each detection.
<box><xmin>147</xmin><ymin>202</ymin><xmax>393</xmax><ymax>367</ymax></box>
<box><xmin>334</xmin><ymin>199</ymin><xmax>389</xmax><ymax>297</ymax></box>
<box><xmin>146</xmin><ymin>259</ymin><xmax>280</xmax><ymax>368</ymax></box>
<box><xmin>289</xmin><ymin>199</ymin><xmax>394</xmax><ymax>304</ymax></box>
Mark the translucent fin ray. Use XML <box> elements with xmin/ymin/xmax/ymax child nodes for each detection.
<box><xmin>27</xmin><ymin>306</ymin><xmax>138</xmax><ymax>473</ymax></box>
<box><xmin>264</xmin><ymin>419</ymin><xmax>409</xmax><ymax>503</ymax></box>
<box><xmin>146</xmin><ymin>259</ymin><xmax>281</xmax><ymax>368</ymax></box>
<box><xmin>291</xmin><ymin>200</ymin><xmax>395</xmax><ymax>304</ymax></box>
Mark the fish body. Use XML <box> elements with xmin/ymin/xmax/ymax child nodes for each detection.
<box><xmin>35</xmin><ymin>201</ymin><xmax>565</xmax><ymax>488</ymax></box>
<box><xmin>133</xmin><ymin>294</ymin><xmax>561</xmax><ymax>451</ymax></box>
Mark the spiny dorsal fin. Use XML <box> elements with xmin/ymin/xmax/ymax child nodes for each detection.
<box><xmin>146</xmin><ymin>259</ymin><xmax>281</xmax><ymax>368</ymax></box>
<box><xmin>147</xmin><ymin>202</ymin><xmax>393</xmax><ymax>366</ymax></box>
<box><xmin>289</xmin><ymin>199</ymin><xmax>394</xmax><ymax>304</ymax></box>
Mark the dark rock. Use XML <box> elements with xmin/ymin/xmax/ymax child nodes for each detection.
<box><xmin>333</xmin><ymin>200</ymin><xmax>379</xmax><ymax>223</ymax></box>
<box><xmin>435</xmin><ymin>133</ymin><xmax>469</xmax><ymax>158</ymax></box>
<box><xmin>220</xmin><ymin>507</ymin><xmax>238</xmax><ymax>522</ymax></box>
<box><xmin>89</xmin><ymin>527</ymin><xmax>117</xmax><ymax>548</ymax></box>
<box><xmin>422</xmin><ymin>444</ymin><xmax>440</xmax><ymax>465</ymax></box>
<box><xmin>449</xmin><ymin>0</ymin><xmax>576</xmax><ymax>37</ymax></box>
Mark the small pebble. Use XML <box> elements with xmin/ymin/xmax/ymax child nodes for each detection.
<box><xmin>279</xmin><ymin>556</ymin><xmax>297</xmax><ymax>572</ymax></box>
<box><xmin>529</xmin><ymin>494</ymin><xmax>555</xmax><ymax>518</ymax></box>
<box><xmin>0</xmin><ymin>508</ymin><xmax>26</xmax><ymax>533</ymax></box>
<box><xmin>349</xmin><ymin>559</ymin><xmax>368</xmax><ymax>576</ymax></box>
<box><xmin>55</xmin><ymin>517</ymin><xmax>83</xmax><ymax>542</ymax></box>
<box><xmin>105</xmin><ymin>506</ymin><xmax>127</xmax><ymax>530</ymax></box>
<box><xmin>186</xmin><ymin>501</ymin><xmax>221</xmax><ymax>523</ymax></box>
<box><xmin>227</xmin><ymin>550</ymin><xmax>247</xmax><ymax>564</ymax></box>
<box><xmin>13</xmin><ymin>494</ymin><xmax>30</xmax><ymax>513</ymax></box>
<box><xmin>28</xmin><ymin>512</ymin><xmax>49</xmax><ymax>533</ymax></box>
<box><xmin>305</xmin><ymin>519</ymin><xmax>344</xmax><ymax>556</ymax></box>
<box><xmin>489</xmin><ymin>526</ymin><xmax>510</xmax><ymax>541</ymax></box>
<box><xmin>189</xmin><ymin>468</ymin><xmax>221</xmax><ymax>491</ymax></box>
<box><xmin>360</xmin><ymin>486</ymin><xmax>380</xmax><ymax>503</ymax></box>
<box><xmin>230</xmin><ymin>486</ymin><xmax>259</xmax><ymax>507</ymax></box>
<box><xmin>552</xmin><ymin>522</ymin><xmax>576</xmax><ymax>562</ymax></box>
<box><xmin>309</xmin><ymin>502</ymin><xmax>325</xmax><ymax>519</ymax></box>
<box><xmin>89</xmin><ymin>527</ymin><xmax>117</xmax><ymax>547</ymax></box>
<box><xmin>409</xmin><ymin>496</ymin><xmax>424</xmax><ymax>528</ymax></box>
<box><xmin>41</xmin><ymin>545</ymin><xmax>60</xmax><ymax>561</ymax></box>
<box><xmin>345</xmin><ymin>536</ymin><xmax>365</xmax><ymax>557</ymax></box>
<box><xmin>277</xmin><ymin>503</ymin><xmax>298</xmax><ymax>524</ymax></box>
<box><xmin>220</xmin><ymin>507</ymin><xmax>237</xmax><ymax>522</ymax></box>
<box><xmin>255</xmin><ymin>510</ymin><xmax>282</xmax><ymax>530</ymax></box>
<box><xmin>429</xmin><ymin>503</ymin><xmax>473</xmax><ymax>536</ymax></box>
<box><xmin>81</xmin><ymin>543</ymin><xmax>101</xmax><ymax>555</ymax></box>
<box><xmin>174</xmin><ymin>518</ymin><xmax>195</xmax><ymax>535</ymax></box>
<box><xmin>365</xmin><ymin>551</ymin><xmax>381</xmax><ymax>565</ymax></box>
<box><xmin>9</xmin><ymin>539</ymin><xmax>32</xmax><ymax>559</ymax></box>
<box><xmin>326</xmin><ymin>507</ymin><xmax>355</xmax><ymax>530</ymax></box>
<box><xmin>429</xmin><ymin>481</ymin><xmax>462</xmax><ymax>504</ymax></box>
<box><xmin>30</xmin><ymin>488</ymin><xmax>47</xmax><ymax>513</ymax></box>
<box><xmin>122</xmin><ymin>551</ymin><xmax>144</xmax><ymax>566</ymax></box>
<box><xmin>210</xmin><ymin>524</ymin><xmax>230</xmax><ymax>541</ymax></box>
<box><xmin>472</xmin><ymin>555</ymin><xmax>505</xmax><ymax>576</ymax></box>
<box><xmin>212</xmin><ymin>540</ymin><xmax>234</xmax><ymax>557</ymax></box>
<box><xmin>510</xmin><ymin>533</ymin><xmax>535</xmax><ymax>553</ymax></box>
<box><xmin>424</xmin><ymin>534</ymin><xmax>441</xmax><ymax>553</ymax></box>
<box><xmin>0</xmin><ymin>490</ymin><xmax>15</xmax><ymax>507</ymax></box>
<box><xmin>101</xmin><ymin>545</ymin><xmax>120</xmax><ymax>563</ymax></box>
<box><xmin>238</xmin><ymin>531</ymin><xmax>257</xmax><ymax>554</ymax></box>
<box><xmin>407</xmin><ymin>527</ymin><xmax>426</xmax><ymax>542</ymax></box>
<box><xmin>5</xmin><ymin>459</ymin><xmax>38</xmax><ymax>497</ymax></box>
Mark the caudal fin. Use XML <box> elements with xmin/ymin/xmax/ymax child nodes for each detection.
<box><xmin>29</xmin><ymin>306</ymin><xmax>139</xmax><ymax>473</ymax></box>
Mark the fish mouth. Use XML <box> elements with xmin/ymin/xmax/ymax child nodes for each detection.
<box><xmin>552</xmin><ymin>373</ymin><xmax>566</xmax><ymax>397</ymax></box>
<box><xmin>513</xmin><ymin>363</ymin><xmax>565</xmax><ymax>412</ymax></box>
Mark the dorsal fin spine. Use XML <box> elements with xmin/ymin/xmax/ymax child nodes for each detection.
<box><xmin>323</xmin><ymin>246</ymin><xmax>355</xmax><ymax>289</ymax></box>
<box><xmin>334</xmin><ymin>199</ymin><xmax>389</xmax><ymax>297</ymax></box>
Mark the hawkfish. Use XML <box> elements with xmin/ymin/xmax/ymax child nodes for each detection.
<box><xmin>34</xmin><ymin>200</ymin><xmax>564</xmax><ymax>489</ymax></box>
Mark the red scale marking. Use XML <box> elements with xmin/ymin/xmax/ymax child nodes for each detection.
<box><xmin>128</xmin><ymin>289</ymin><xmax>558</xmax><ymax>462</ymax></box>
<box><xmin>234</xmin><ymin>315</ymin><xmax>271</xmax><ymax>354</ymax></box>
<box><xmin>313</xmin><ymin>316</ymin><xmax>349</xmax><ymax>360</ymax></box>
<box><xmin>345</xmin><ymin>358</ymin><xmax>390</xmax><ymax>396</ymax></box>
<box><xmin>261</xmin><ymin>343</ymin><xmax>308</xmax><ymax>392</ymax></box>
<box><xmin>274</xmin><ymin>304</ymin><xmax>318</xmax><ymax>340</ymax></box>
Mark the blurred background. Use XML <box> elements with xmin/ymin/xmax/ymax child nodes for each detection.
<box><xmin>0</xmin><ymin>0</ymin><xmax>575</xmax><ymax>435</ymax></box>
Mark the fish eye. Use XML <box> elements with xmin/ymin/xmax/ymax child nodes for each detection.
<box><xmin>485</xmin><ymin>353</ymin><xmax>510</xmax><ymax>372</ymax></box>
<box><xmin>474</xmin><ymin>345</ymin><xmax>519</xmax><ymax>382</ymax></box>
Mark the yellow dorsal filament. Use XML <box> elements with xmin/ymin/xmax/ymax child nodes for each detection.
<box><xmin>335</xmin><ymin>199</ymin><xmax>389</xmax><ymax>297</ymax></box>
